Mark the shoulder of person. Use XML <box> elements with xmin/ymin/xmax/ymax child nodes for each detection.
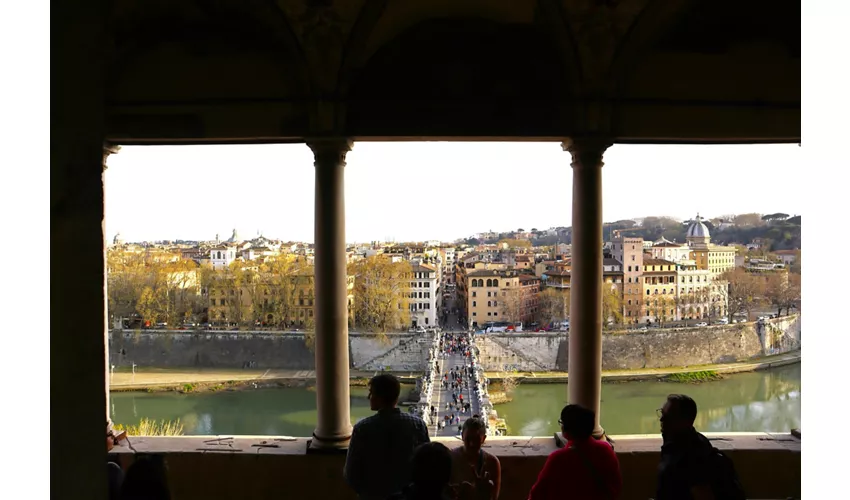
<box><xmin>353</xmin><ymin>414</ymin><xmax>377</xmax><ymax>431</ymax></box>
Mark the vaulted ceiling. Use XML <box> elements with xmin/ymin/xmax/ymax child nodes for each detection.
<box><xmin>104</xmin><ymin>0</ymin><xmax>801</xmax><ymax>143</ymax></box>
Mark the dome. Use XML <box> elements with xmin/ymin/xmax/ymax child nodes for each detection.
<box><xmin>686</xmin><ymin>215</ymin><xmax>710</xmax><ymax>239</ymax></box>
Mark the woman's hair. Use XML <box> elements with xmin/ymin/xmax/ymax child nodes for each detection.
<box><xmin>462</xmin><ymin>414</ymin><xmax>487</xmax><ymax>435</ymax></box>
<box><xmin>410</xmin><ymin>442</ymin><xmax>453</xmax><ymax>489</ymax></box>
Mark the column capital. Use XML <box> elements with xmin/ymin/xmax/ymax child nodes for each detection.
<box><xmin>307</xmin><ymin>138</ymin><xmax>353</xmax><ymax>167</ymax></box>
<box><xmin>561</xmin><ymin>137</ymin><xmax>613</xmax><ymax>169</ymax></box>
<box><xmin>103</xmin><ymin>142</ymin><xmax>121</xmax><ymax>170</ymax></box>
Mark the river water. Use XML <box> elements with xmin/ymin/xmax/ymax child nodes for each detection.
<box><xmin>110</xmin><ymin>363</ymin><xmax>800</xmax><ymax>436</ymax></box>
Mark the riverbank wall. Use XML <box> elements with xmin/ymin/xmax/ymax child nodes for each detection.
<box><xmin>108</xmin><ymin>331</ymin><xmax>428</xmax><ymax>371</ymax></box>
<box><xmin>109</xmin><ymin>315</ymin><xmax>799</xmax><ymax>373</ymax></box>
<box><xmin>475</xmin><ymin>314</ymin><xmax>800</xmax><ymax>372</ymax></box>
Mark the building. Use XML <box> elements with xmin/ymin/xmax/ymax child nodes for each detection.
<box><xmin>675</xmin><ymin>262</ymin><xmax>713</xmax><ymax>320</ymax></box>
<box><xmin>207</xmin><ymin>267</ymin><xmax>355</xmax><ymax>328</ymax></box>
<box><xmin>641</xmin><ymin>258</ymin><xmax>678</xmax><ymax>324</ymax></box>
<box><xmin>408</xmin><ymin>264</ymin><xmax>439</xmax><ymax>328</ymax></box>
<box><xmin>773</xmin><ymin>249</ymin><xmax>799</xmax><ymax>266</ymax></box>
<box><xmin>208</xmin><ymin>244</ymin><xmax>238</xmax><ymax>270</ymax></box>
<box><xmin>686</xmin><ymin>214</ymin><xmax>736</xmax><ymax>278</ymax></box>
<box><xmin>611</xmin><ymin>234</ymin><xmax>645</xmax><ymax>322</ymax></box>
<box><xmin>649</xmin><ymin>237</ymin><xmax>692</xmax><ymax>263</ymax></box>
<box><xmin>438</xmin><ymin>246</ymin><xmax>457</xmax><ymax>284</ymax></box>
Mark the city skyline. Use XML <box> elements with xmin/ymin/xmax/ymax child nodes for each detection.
<box><xmin>105</xmin><ymin>142</ymin><xmax>802</xmax><ymax>243</ymax></box>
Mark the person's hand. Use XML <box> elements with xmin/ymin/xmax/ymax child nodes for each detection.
<box><xmin>468</xmin><ymin>466</ymin><xmax>494</xmax><ymax>499</ymax></box>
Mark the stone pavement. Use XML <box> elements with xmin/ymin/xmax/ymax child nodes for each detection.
<box><xmin>429</xmin><ymin>346</ymin><xmax>480</xmax><ymax>437</ymax></box>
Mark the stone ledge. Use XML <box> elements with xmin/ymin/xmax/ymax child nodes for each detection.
<box><xmin>111</xmin><ymin>432</ymin><xmax>799</xmax><ymax>457</ymax></box>
<box><xmin>109</xmin><ymin>433</ymin><xmax>800</xmax><ymax>500</ymax></box>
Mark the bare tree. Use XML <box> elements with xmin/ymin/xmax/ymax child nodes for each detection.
<box><xmin>765</xmin><ymin>272</ymin><xmax>801</xmax><ymax>316</ymax></box>
<box><xmin>721</xmin><ymin>268</ymin><xmax>765</xmax><ymax>321</ymax></box>
<box><xmin>500</xmin><ymin>288</ymin><xmax>523</xmax><ymax>323</ymax></box>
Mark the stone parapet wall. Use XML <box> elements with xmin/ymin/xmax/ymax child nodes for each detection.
<box><xmin>109</xmin><ymin>315</ymin><xmax>799</xmax><ymax>372</ymax></box>
<box><xmin>110</xmin><ymin>433</ymin><xmax>801</xmax><ymax>500</ymax></box>
<box><xmin>108</xmin><ymin>331</ymin><xmax>425</xmax><ymax>370</ymax></box>
<box><xmin>476</xmin><ymin>315</ymin><xmax>801</xmax><ymax>372</ymax></box>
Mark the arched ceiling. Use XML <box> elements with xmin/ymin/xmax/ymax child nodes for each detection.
<box><xmin>104</xmin><ymin>0</ymin><xmax>801</xmax><ymax>143</ymax></box>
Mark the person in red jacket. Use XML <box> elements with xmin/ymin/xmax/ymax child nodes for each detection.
<box><xmin>528</xmin><ymin>404</ymin><xmax>622</xmax><ymax>500</ymax></box>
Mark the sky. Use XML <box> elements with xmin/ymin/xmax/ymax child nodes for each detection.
<box><xmin>104</xmin><ymin>142</ymin><xmax>802</xmax><ymax>244</ymax></box>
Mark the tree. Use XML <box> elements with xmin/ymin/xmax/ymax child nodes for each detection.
<box><xmin>500</xmin><ymin>288</ymin><xmax>523</xmax><ymax>323</ymax></box>
<box><xmin>263</xmin><ymin>254</ymin><xmax>301</xmax><ymax>328</ymax></box>
<box><xmin>602</xmin><ymin>285</ymin><xmax>623</xmax><ymax>328</ymax></box>
<box><xmin>734</xmin><ymin>213</ymin><xmax>765</xmax><ymax>227</ymax></box>
<box><xmin>537</xmin><ymin>288</ymin><xmax>570</xmax><ymax>325</ymax></box>
<box><xmin>721</xmin><ymin>268</ymin><xmax>765</xmax><ymax>321</ymax></box>
<box><xmin>764</xmin><ymin>272</ymin><xmax>801</xmax><ymax>316</ymax></box>
<box><xmin>352</xmin><ymin>256</ymin><xmax>412</xmax><ymax>336</ymax></box>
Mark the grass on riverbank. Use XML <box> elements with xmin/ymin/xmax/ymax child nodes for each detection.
<box><xmin>665</xmin><ymin>370</ymin><xmax>723</xmax><ymax>383</ymax></box>
<box><xmin>114</xmin><ymin>418</ymin><xmax>185</xmax><ymax>436</ymax></box>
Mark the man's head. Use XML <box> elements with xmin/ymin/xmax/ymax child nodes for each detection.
<box><xmin>368</xmin><ymin>373</ymin><xmax>401</xmax><ymax>411</ymax></box>
<box><xmin>410</xmin><ymin>442</ymin><xmax>453</xmax><ymax>493</ymax></box>
<box><xmin>659</xmin><ymin>394</ymin><xmax>698</xmax><ymax>435</ymax></box>
<box><xmin>461</xmin><ymin>415</ymin><xmax>487</xmax><ymax>452</ymax></box>
<box><xmin>559</xmin><ymin>404</ymin><xmax>595</xmax><ymax>441</ymax></box>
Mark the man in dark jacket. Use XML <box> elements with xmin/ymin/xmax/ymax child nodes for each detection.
<box><xmin>344</xmin><ymin>374</ymin><xmax>430</xmax><ymax>500</ymax></box>
<box><xmin>656</xmin><ymin>394</ymin><xmax>716</xmax><ymax>500</ymax></box>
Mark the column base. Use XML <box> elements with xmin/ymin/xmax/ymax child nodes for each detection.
<box><xmin>307</xmin><ymin>433</ymin><xmax>351</xmax><ymax>454</ymax></box>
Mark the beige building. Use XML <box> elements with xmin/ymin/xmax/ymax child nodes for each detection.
<box><xmin>611</xmin><ymin>234</ymin><xmax>645</xmax><ymax>323</ymax></box>
<box><xmin>686</xmin><ymin>215</ymin><xmax>736</xmax><ymax>278</ymax></box>
<box><xmin>676</xmin><ymin>262</ymin><xmax>713</xmax><ymax>320</ymax></box>
<box><xmin>641</xmin><ymin>258</ymin><xmax>678</xmax><ymax>324</ymax></box>
<box><xmin>464</xmin><ymin>268</ymin><xmax>539</xmax><ymax>329</ymax></box>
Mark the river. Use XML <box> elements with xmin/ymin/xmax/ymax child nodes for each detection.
<box><xmin>110</xmin><ymin>363</ymin><xmax>800</xmax><ymax>436</ymax></box>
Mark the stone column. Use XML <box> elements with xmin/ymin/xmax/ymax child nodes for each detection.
<box><xmin>308</xmin><ymin>139</ymin><xmax>353</xmax><ymax>450</ymax></box>
<box><xmin>103</xmin><ymin>143</ymin><xmax>120</xmax><ymax>426</ymax></box>
<box><xmin>53</xmin><ymin>1</ymin><xmax>110</xmax><ymax>496</ymax></box>
<box><xmin>562</xmin><ymin>138</ymin><xmax>612</xmax><ymax>439</ymax></box>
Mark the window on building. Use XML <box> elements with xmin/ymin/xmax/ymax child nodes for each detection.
<box><xmin>473</xmin><ymin>312</ymin><xmax>477</xmax><ymax>316</ymax></box>
<box><xmin>472</xmin><ymin>291</ymin><xmax>476</xmax><ymax>297</ymax></box>
<box><xmin>631</xmin><ymin>255</ymin><xmax>635</xmax><ymax>261</ymax></box>
<box><xmin>473</xmin><ymin>301</ymin><xmax>477</xmax><ymax>307</ymax></box>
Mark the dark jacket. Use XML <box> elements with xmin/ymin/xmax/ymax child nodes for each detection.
<box><xmin>656</xmin><ymin>428</ymin><xmax>714</xmax><ymax>500</ymax></box>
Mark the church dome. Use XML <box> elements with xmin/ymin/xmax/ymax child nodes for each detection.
<box><xmin>686</xmin><ymin>215</ymin><xmax>710</xmax><ymax>239</ymax></box>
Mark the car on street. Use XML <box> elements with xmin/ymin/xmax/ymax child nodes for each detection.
<box><xmin>695</xmin><ymin>322</ymin><xmax>708</xmax><ymax>327</ymax></box>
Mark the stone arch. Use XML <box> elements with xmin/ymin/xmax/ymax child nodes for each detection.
<box><xmin>105</xmin><ymin>2</ymin><xmax>311</xmax><ymax>139</ymax></box>
<box><xmin>346</xmin><ymin>17</ymin><xmax>573</xmax><ymax>137</ymax></box>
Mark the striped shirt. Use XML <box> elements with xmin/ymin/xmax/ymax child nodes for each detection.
<box><xmin>344</xmin><ymin>408</ymin><xmax>431</xmax><ymax>500</ymax></box>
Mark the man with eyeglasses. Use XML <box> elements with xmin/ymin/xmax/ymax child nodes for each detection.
<box><xmin>655</xmin><ymin>394</ymin><xmax>744</xmax><ymax>500</ymax></box>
